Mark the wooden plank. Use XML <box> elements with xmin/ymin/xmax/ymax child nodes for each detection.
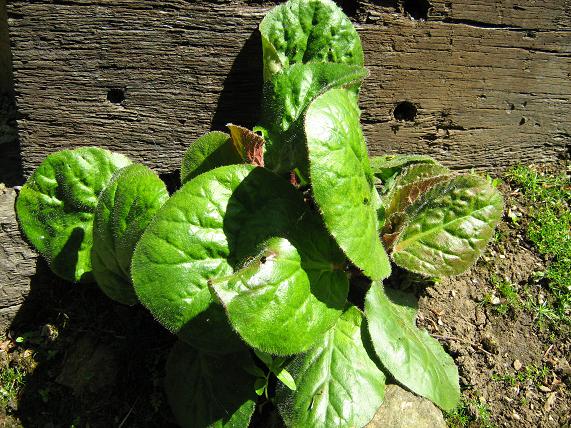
<box><xmin>0</xmin><ymin>186</ymin><xmax>37</xmax><ymax>332</ymax></box>
<box><xmin>0</xmin><ymin>0</ymin><xmax>13</xmax><ymax>94</ymax></box>
<box><xmin>6</xmin><ymin>0</ymin><xmax>571</xmax><ymax>174</ymax></box>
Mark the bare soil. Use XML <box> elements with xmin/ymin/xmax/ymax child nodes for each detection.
<box><xmin>416</xmin><ymin>174</ymin><xmax>571</xmax><ymax>427</ymax></box>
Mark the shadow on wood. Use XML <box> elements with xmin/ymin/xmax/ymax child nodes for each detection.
<box><xmin>211</xmin><ymin>30</ymin><xmax>263</xmax><ymax>133</ymax></box>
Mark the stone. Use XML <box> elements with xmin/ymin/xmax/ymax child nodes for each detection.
<box><xmin>513</xmin><ymin>359</ymin><xmax>523</xmax><ymax>371</ymax></box>
<box><xmin>56</xmin><ymin>335</ymin><xmax>120</xmax><ymax>395</ymax></box>
<box><xmin>366</xmin><ymin>384</ymin><xmax>446</xmax><ymax>428</ymax></box>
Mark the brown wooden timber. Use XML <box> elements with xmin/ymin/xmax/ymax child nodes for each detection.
<box><xmin>0</xmin><ymin>186</ymin><xmax>37</xmax><ymax>331</ymax></box>
<box><xmin>6</xmin><ymin>0</ymin><xmax>571</xmax><ymax>175</ymax></box>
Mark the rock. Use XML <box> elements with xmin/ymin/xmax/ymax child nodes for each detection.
<box><xmin>544</xmin><ymin>392</ymin><xmax>557</xmax><ymax>412</ymax></box>
<box><xmin>480</xmin><ymin>335</ymin><xmax>499</xmax><ymax>354</ymax></box>
<box><xmin>366</xmin><ymin>384</ymin><xmax>446</xmax><ymax>428</ymax></box>
<box><xmin>513</xmin><ymin>359</ymin><xmax>523</xmax><ymax>371</ymax></box>
<box><xmin>56</xmin><ymin>335</ymin><xmax>120</xmax><ymax>395</ymax></box>
<box><xmin>556</xmin><ymin>358</ymin><xmax>571</xmax><ymax>378</ymax></box>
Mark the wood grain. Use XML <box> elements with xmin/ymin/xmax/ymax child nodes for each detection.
<box><xmin>6</xmin><ymin>0</ymin><xmax>571</xmax><ymax>175</ymax></box>
<box><xmin>0</xmin><ymin>186</ymin><xmax>37</xmax><ymax>331</ymax></box>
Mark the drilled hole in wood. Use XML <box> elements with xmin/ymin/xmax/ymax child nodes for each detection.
<box><xmin>107</xmin><ymin>88</ymin><xmax>125</xmax><ymax>104</ymax></box>
<box><xmin>393</xmin><ymin>101</ymin><xmax>418</xmax><ymax>121</ymax></box>
<box><xmin>403</xmin><ymin>0</ymin><xmax>432</xmax><ymax>20</ymax></box>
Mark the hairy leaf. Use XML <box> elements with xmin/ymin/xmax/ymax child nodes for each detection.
<box><xmin>165</xmin><ymin>341</ymin><xmax>256</xmax><ymax>428</ymax></box>
<box><xmin>276</xmin><ymin>306</ymin><xmax>385</xmax><ymax>427</ymax></box>
<box><xmin>211</xmin><ymin>236</ymin><xmax>348</xmax><ymax>355</ymax></box>
<box><xmin>227</xmin><ymin>124</ymin><xmax>265</xmax><ymax>167</ymax></box>
<box><xmin>380</xmin><ymin>163</ymin><xmax>451</xmax><ymax>245</ymax></box>
<box><xmin>380</xmin><ymin>163</ymin><xmax>452</xmax><ymax>240</ymax></box>
<box><xmin>260</xmin><ymin>0</ymin><xmax>363</xmax><ymax>81</ymax></box>
<box><xmin>92</xmin><ymin>164</ymin><xmax>169</xmax><ymax>305</ymax></box>
<box><xmin>180</xmin><ymin>131</ymin><xmax>242</xmax><ymax>185</ymax></box>
<box><xmin>260</xmin><ymin>62</ymin><xmax>368</xmax><ymax>173</ymax></box>
<box><xmin>370</xmin><ymin>154</ymin><xmax>439</xmax><ymax>183</ymax></box>
<box><xmin>365</xmin><ymin>283</ymin><xmax>460</xmax><ymax>411</ymax></box>
<box><xmin>132</xmin><ymin>165</ymin><xmax>348</xmax><ymax>355</ymax></box>
<box><xmin>392</xmin><ymin>175</ymin><xmax>504</xmax><ymax>276</ymax></box>
<box><xmin>16</xmin><ymin>147</ymin><xmax>131</xmax><ymax>282</ymax></box>
<box><xmin>305</xmin><ymin>88</ymin><xmax>390</xmax><ymax>280</ymax></box>
<box><xmin>176</xmin><ymin>304</ymin><xmax>246</xmax><ymax>354</ymax></box>
<box><xmin>387</xmin><ymin>163</ymin><xmax>450</xmax><ymax>189</ymax></box>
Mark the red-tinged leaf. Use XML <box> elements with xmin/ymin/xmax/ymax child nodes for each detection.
<box><xmin>227</xmin><ymin>124</ymin><xmax>265</xmax><ymax>167</ymax></box>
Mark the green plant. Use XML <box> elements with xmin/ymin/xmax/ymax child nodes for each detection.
<box><xmin>506</xmin><ymin>165</ymin><xmax>570</xmax><ymax>324</ymax></box>
<box><xmin>0</xmin><ymin>364</ymin><xmax>26</xmax><ymax>410</ymax></box>
<box><xmin>492</xmin><ymin>363</ymin><xmax>550</xmax><ymax>389</ymax></box>
<box><xmin>488</xmin><ymin>274</ymin><xmax>520</xmax><ymax>315</ymax></box>
<box><xmin>445</xmin><ymin>396</ymin><xmax>494</xmax><ymax>428</ymax></box>
<box><xmin>15</xmin><ymin>1</ymin><xmax>503</xmax><ymax>427</ymax></box>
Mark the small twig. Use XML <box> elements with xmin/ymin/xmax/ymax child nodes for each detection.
<box><xmin>431</xmin><ymin>334</ymin><xmax>494</xmax><ymax>356</ymax></box>
<box><xmin>118</xmin><ymin>396</ymin><xmax>140</xmax><ymax>428</ymax></box>
<box><xmin>425</xmin><ymin>317</ymin><xmax>439</xmax><ymax>332</ymax></box>
<box><xmin>543</xmin><ymin>344</ymin><xmax>554</xmax><ymax>360</ymax></box>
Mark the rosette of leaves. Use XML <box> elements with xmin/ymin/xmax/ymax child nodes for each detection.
<box><xmin>16</xmin><ymin>1</ymin><xmax>505</xmax><ymax>427</ymax></box>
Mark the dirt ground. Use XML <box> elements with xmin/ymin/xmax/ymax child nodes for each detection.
<box><xmin>0</xmin><ymin>162</ymin><xmax>569</xmax><ymax>427</ymax></box>
<box><xmin>416</xmin><ymin>171</ymin><xmax>571</xmax><ymax>428</ymax></box>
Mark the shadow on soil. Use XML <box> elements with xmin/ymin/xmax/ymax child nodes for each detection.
<box><xmin>7</xmin><ymin>260</ymin><xmax>177</xmax><ymax>427</ymax></box>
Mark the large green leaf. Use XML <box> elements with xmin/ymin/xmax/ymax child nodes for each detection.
<box><xmin>180</xmin><ymin>131</ymin><xmax>242</xmax><ymax>185</ymax></box>
<box><xmin>132</xmin><ymin>165</ymin><xmax>348</xmax><ymax>355</ymax></box>
<box><xmin>91</xmin><ymin>164</ymin><xmax>169</xmax><ymax>305</ymax></box>
<box><xmin>177</xmin><ymin>304</ymin><xmax>246</xmax><ymax>355</ymax></box>
<box><xmin>165</xmin><ymin>341</ymin><xmax>256</xmax><ymax>428</ymax></box>
<box><xmin>16</xmin><ymin>147</ymin><xmax>131</xmax><ymax>282</ymax></box>
<box><xmin>380</xmin><ymin>163</ymin><xmax>451</xmax><ymax>245</ymax></box>
<box><xmin>392</xmin><ymin>175</ymin><xmax>504</xmax><ymax>276</ymax></box>
<box><xmin>365</xmin><ymin>282</ymin><xmax>460</xmax><ymax>411</ymax></box>
<box><xmin>260</xmin><ymin>0</ymin><xmax>363</xmax><ymax>81</ymax></box>
<box><xmin>370</xmin><ymin>154</ymin><xmax>439</xmax><ymax>183</ymax></box>
<box><xmin>305</xmin><ymin>88</ymin><xmax>390</xmax><ymax>280</ymax></box>
<box><xmin>210</xmin><ymin>235</ymin><xmax>348</xmax><ymax>355</ymax></box>
<box><xmin>259</xmin><ymin>62</ymin><xmax>368</xmax><ymax>174</ymax></box>
<box><xmin>276</xmin><ymin>306</ymin><xmax>385</xmax><ymax>427</ymax></box>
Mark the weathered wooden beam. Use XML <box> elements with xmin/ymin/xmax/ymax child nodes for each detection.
<box><xmin>0</xmin><ymin>185</ymin><xmax>37</xmax><ymax>332</ymax></box>
<box><xmin>6</xmin><ymin>0</ymin><xmax>571</xmax><ymax>175</ymax></box>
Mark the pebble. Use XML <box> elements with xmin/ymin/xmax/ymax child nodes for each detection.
<box><xmin>513</xmin><ymin>359</ymin><xmax>523</xmax><ymax>371</ymax></box>
<box><xmin>480</xmin><ymin>335</ymin><xmax>499</xmax><ymax>354</ymax></box>
<box><xmin>543</xmin><ymin>392</ymin><xmax>556</xmax><ymax>412</ymax></box>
